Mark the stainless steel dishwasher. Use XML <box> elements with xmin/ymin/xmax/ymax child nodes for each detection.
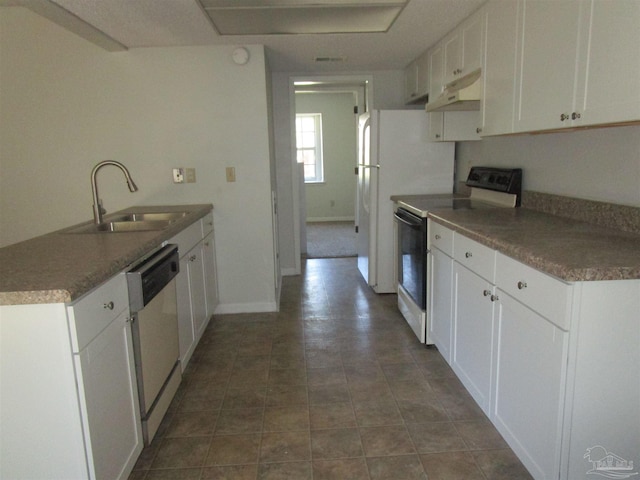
<box><xmin>126</xmin><ymin>244</ymin><xmax>181</xmax><ymax>445</ymax></box>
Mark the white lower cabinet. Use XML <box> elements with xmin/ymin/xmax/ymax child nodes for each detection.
<box><xmin>203</xmin><ymin>231</ymin><xmax>219</xmax><ymax>319</ymax></box>
<box><xmin>429</xmin><ymin>222</ymin><xmax>640</xmax><ymax>480</ymax></box>
<box><xmin>171</xmin><ymin>213</ymin><xmax>217</xmax><ymax>371</ymax></box>
<box><xmin>452</xmin><ymin>262</ymin><xmax>496</xmax><ymax>414</ymax></box>
<box><xmin>74</xmin><ymin>308</ymin><xmax>142</xmax><ymax>480</ymax></box>
<box><xmin>492</xmin><ymin>291</ymin><xmax>568</xmax><ymax>479</ymax></box>
<box><xmin>429</xmin><ymin>246</ymin><xmax>454</xmax><ymax>362</ymax></box>
<box><xmin>0</xmin><ymin>275</ymin><xmax>142</xmax><ymax>480</ymax></box>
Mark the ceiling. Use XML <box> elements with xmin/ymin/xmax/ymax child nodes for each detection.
<box><xmin>2</xmin><ymin>0</ymin><xmax>485</xmax><ymax>72</ymax></box>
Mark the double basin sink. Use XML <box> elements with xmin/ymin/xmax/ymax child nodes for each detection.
<box><xmin>65</xmin><ymin>211</ymin><xmax>190</xmax><ymax>234</ymax></box>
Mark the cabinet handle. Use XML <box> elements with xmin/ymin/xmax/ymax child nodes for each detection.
<box><xmin>435</xmin><ymin>134</ymin><xmax>441</xmax><ymax>139</ymax></box>
<box><xmin>103</xmin><ymin>301</ymin><xmax>114</xmax><ymax>310</ymax></box>
<box><xmin>571</xmin><ymin>112</ymin><xmax>581</xmax><ymax>120</ymax></box>
<box><xmin>465</xmin><ymin>252</ymin><xmax>472</xmax><ymax>258</ymax></box>
<box><xmin>205</xmin><ymin>242</ymin><xmax>210</xmax><ymax>247</ymax></box>
<box><xmin>483</xmin><ymin>289</ymin><xmax>491</xmax><ymax>297</ymax></box>
<box><xmin>476</xmin><ymin>127</ymin><xmax>482</xmax><ymax>134</ymax></box>
<box><xmin>190</xmin><ymin>254</ymin><xmax>197</xmax><ymax>262</ymax></box>
<box><xmin>490</xmin><ymin>294</ymin><xmax>499</xmax><ymax>302</ymax></box>
<box><xmin>517</xmin><ymin>281</ymin><xmax>527</xmax><ymax>290</ymax></box>
<box><xmin>560</xmin><ymin>113</ymin><xmax>570</xmax><ymax>121</ymax></box>
<box><xmin>435</xmin><ymin>234</ymin><xmax>441</xmax><ymax>240</ymax></box>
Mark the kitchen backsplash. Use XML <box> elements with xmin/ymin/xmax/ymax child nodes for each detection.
<box><xmin>521</xmin><ymin>191</ymin><xmax>640</xmax><ymax>234</ymax></box>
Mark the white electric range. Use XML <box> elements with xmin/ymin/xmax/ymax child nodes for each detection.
<box><xmin>393</xmin><ymin>167</ymin><xmax>522</xmax><ymax>343</ymax></box>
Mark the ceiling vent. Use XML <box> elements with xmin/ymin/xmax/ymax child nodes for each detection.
<box><xmin>197</xmin><ymin>0</ymin><xmax>408</xmax><ymax>35</ymax></box>
<box><xmin>314</xmin><ymin>56</ymin><xmax>347</xmax><ymax>63</ymax></box>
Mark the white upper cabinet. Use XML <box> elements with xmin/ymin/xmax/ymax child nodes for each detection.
<box><xmin>479</xmin><ymin>0</ymin><xmax>519</xmax><ymax>136</ymax></box>
<box><xmin>514</xmin><ymin>0</ymin><xmax>640</xmax><ymax>133</ymax></box>
<box><xmin>428</xmin><ymin>43</ymin><xmax>445</xmax><ymax>101</ymax></box>
<box><xmin>404</xmin><ymin>51</ymin><xmax>430</xmax><ymax>104</ymax></box>
<box><xmin>574</xmin><ymin>0</ymin><xmax>640</xmax><ymax>126</ymax></box>
<box><xmin>514</xmin><ymin>0</ymin><xmax>583</xmax><ymax>132</ymax></box>
<box><xmin>443</xmin><ymin>9</ymin><xmax>484</xmax><ymax>88</ymax></box>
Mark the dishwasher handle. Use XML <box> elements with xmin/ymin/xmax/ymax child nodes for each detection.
<box><xmin>394</xmin><ymin>208</ymin><xmax>423</xmax><ymax>227</ymax></box>
<box><xmin>127</xmin><ymin>244</ymin><xmax>179</xmax><ymax>312</ymax></box>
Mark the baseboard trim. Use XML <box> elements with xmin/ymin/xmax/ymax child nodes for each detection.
<box><xmin>306</xmin><ymin>217</ymin><xmax>355</xmax><ymax>223</ymax></box>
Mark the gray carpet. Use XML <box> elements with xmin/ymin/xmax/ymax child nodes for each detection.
<box><xmin>305</xmin><ymin>221</ymin><xmax>356</xmax><ymax>258</ymax></box>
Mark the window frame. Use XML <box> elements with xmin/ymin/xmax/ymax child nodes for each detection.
<box><xmin>296</xmin><ymin>113</ymin><xmax>324</xmax><ymax>184</ymax></box>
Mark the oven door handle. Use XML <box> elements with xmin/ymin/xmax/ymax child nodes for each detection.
<box><xmin>394</xmin><ymin>212</ymin><xmax>423</xmax><ymax>227</ymax></box>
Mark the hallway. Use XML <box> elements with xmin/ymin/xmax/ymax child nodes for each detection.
<box><xmin>130</xmin><ymin>258</ymin><xmax>532</xmax><ymax>479</ymax></box>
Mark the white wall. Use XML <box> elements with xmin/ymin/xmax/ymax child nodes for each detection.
<box><xmin>0</xmin><ymin>7</ymin><xmax>277</xmax><ymax>312</ymax></box>
<box><xmin>297</xmin><ymin>92</ymin><xmax>357</xmax><ymax>221</ymax></box>
<box><xmin>456</xmin><ymin>126</ymin><xmax>640</xmax><ymax>207</ymax></box>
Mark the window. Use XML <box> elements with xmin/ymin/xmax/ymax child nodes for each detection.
<box><xmin>296</xmin><ymin>113</ymin><xmax>324</xmax><ymax>183</ymax></box>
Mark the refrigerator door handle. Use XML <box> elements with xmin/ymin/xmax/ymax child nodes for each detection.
<box><xmin>357</xmin><ymin>164</ymin><xmax>380</xmax><ymax>169</ymax></box>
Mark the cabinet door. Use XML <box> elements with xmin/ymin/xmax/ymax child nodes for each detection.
<box><xmin>443</xmin><ymin>30</ymin><xmax>462</xmax><ymax>87</ymax></box>
<box><xmin>514</xmin><ymin>0</ymin><xmax>582</xmax><ymax>132</ymax></box>
<box><xmin>176</xmin><ymin>255</ymin><xmax>196</xmax><ymax>370</ymax></box>
<box><xmin>429</xmin><ymin>44</ymin><xmax>445</xmax><ymax>100</ymax></box>
<box><xmin>492</xmin><ymin>292</ymin><xmax>568</xmax><ymax>480</ymax></box>
<box><xmin>189</xmin><ymin>243</ymin><xmax>208</xmax><ymax>342</ymax></box>
<box><xmin>76</xmin><ymin>311</ymin><xmax>142</xmax><ymax>480</ymax></box>
<box><xmin>574</xmin><ymin>0</ymin><xmax>640</xmax><ymax>126</ymax></box>
<box><xmin>460</xmin><ymin>9</ymin><xmax>484</xmax><ymax>78</ymax></box>
<box><xmin>480</xmin><ymin>0</ymin><xmax>519</xmax><ymax>136</ymax></box>
<box><xmin>430</xmin><ymin>247</ymin><xmax>454</xmax><ymax>364</ymax></box>
<box><xmin>416</xmin><ymin>51</ymin><xmax>430</xmax><ymax>100</ymax></box>
<box><xmin>427</xmin><ymin>112</ymin><xmax>444</xmax><ymax>141</ymax></box>
<box><xmin>203</xmin><ymin>231</ymin><xmax>219</xmax><ymax>321</ymax></box>
<box><xmin>452</xmin><ymin>263</ymin><xmax>495</xmax><ymax>414</ymax></box>
<box><xmin>404</xmin><ymin>60</ymin><xmax>419</xmax><ymax>104</ymax></box>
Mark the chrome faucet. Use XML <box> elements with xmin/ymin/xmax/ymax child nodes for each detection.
<box><xmin>91</xmin><ymin>160</ymin><xmax>138</xmax><ymax>224</ymax></box>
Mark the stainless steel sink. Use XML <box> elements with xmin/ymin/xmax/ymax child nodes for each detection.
<box><xmin>115</xmin><ymin>212</ymin><xmax>189</xmax><ymax>222</ymax></box>
<box><xmin>65</xmin><ymin>220</ymin><xmax>171</xmax><ymax>234</ymax></box>
<box><xmin>63</xmin><ymin>211</ymin><xmax>190</xmax><ymax>234</ymax></box>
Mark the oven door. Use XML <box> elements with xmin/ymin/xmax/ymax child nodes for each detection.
<box><xmin>394</xmin><ymin>208</ymin><xmax>427</xmax><ymax>309</ymax></box>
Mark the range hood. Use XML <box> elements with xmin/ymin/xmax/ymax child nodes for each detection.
<box><xmin>426</xmin><ymin>69</ymin><xmax>481</xmax><ymax>112</ymax></box>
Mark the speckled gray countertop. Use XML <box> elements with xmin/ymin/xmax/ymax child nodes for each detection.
<box><xmin>0</xmin><ymin>204</ymin><xmax>212</xmax><ymax>305</ymax></box>
<box><xmin>427</xmin><ymin>207</ymin><xmax>640</xmax><ymax>282</ymax></box>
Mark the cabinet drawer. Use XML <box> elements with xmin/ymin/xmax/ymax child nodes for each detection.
<box><xmin>201</xmin><ymin>212</ymin><xmax>214</xmax><ymax>236</ymax></box>
<box><xmin>496</xmin><ymin>253</ymin><xmax>572</xmax><ymax>330</ymax></box>
<box><xmin>67</xmin><ymin>274</ymin><xmax>128</xmax><ymax>352</ymax></box>
<box><xmin>169</xmin><ymin>219</ymin><xmax>202</xmax><ymax>258</ymax></box>
<box><xmin>429</xmin><ymin>220</ymin><xmax>454</xmax><ymax>257</ymax></box>
<box><xmin>454</xmin><ymin>233</ymin><xmax>496</xmax><ymax>282</ymax></box>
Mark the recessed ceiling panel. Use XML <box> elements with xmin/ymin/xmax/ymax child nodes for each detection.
<box><xmin>199</xmin><ymin>2</ymin><xmax>407</xmax><ymax>35</ymax></box>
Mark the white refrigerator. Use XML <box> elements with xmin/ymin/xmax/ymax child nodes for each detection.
<box><xmin>356</xmin><ymin>110</ymin><xmax>455</xmax><ymax>293</ymax></box>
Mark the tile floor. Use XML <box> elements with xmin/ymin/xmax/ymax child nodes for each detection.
<box><xmin>129</xmin><ymin>258</ymin><xmax>533</xmax><ymax>479</ymax></box>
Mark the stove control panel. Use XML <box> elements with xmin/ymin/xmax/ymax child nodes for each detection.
<box><xmin>465</xmin><ymin>167</ymin><xmax>522</xmax><ymax>203</ymax></box>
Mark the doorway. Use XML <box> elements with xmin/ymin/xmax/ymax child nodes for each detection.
<box><xmin>291</xmin><ymin>76</ymin><xmax>372</xmax><ymax>261</ymax></box>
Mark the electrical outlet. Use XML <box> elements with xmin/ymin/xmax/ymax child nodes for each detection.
<box><xmin>185</xmin><ymin>168</ymin><xmax>196</xmax><ymax>183</ymax></box>
<box><xmin>226</xmin><ymin>167</ymin><xmax>236</xmax><ymax>182</ymax></box>
<box><xmin>173</xmin><ymin>168</ymin><xmax>184</xmax><ymax>183</ymax></box>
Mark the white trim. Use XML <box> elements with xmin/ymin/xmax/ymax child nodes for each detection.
<box><xmin>289</xmin><ymin>74</ymin><xmax>373</xmax><ymax>276</ymax></box>
<box><xmin>306</xmin><ymin>216</ymin><xmax>355</xmax><ymax>222</ymax></box>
